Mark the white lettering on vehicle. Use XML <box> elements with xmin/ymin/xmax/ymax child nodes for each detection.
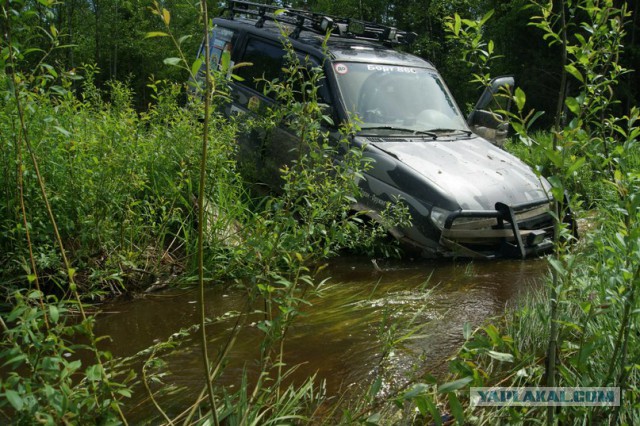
<box><xmin>367</xmin><ymin>65</ymin><xmax>417</xmax><ymax>73</ymax></box>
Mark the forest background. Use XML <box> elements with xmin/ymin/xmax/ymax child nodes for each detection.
<box><xmin>7</xmin><ymin>0</ymin><xmax>638</xmax><ymax>120</ymax></box>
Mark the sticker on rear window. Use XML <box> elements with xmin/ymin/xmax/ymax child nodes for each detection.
<box><xmin>334</xmin><ymin>63</ymin><xmax>349</xmax><ymax>75</ymax></box>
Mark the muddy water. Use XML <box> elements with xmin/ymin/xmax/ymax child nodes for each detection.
<box><xmin>94</xmin><ymin>256</ymin><xmax>548</xmax><ymax>420</ymax></box>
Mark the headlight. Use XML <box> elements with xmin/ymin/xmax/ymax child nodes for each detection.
<box><xmin>430</xmin><ymin>206</ymin><xmax>451</xmax><ymax>230</ymax></box>
<box><xmin>430</xmin><ymin>207</ymin><xmax>498</xmax><ymax>230</ymax></box>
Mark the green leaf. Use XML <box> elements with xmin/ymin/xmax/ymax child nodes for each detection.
<box><xmin>438</xmin><ymin>376</ymin><xmax>472</xmax><ymax>393</ymax></box>
<box><xmin>368</xmin><ymin>377</ymin><xmax>382</xmax><ymax>399</ymax></box>
<box><xmin>54</xmin><ymin>126</ymin><xmax>71</xmax><ymax>137</ymax></box>
<box><xmin>23</xmin><ymin>47</ymin><xmax>46</xmax><ymax>55</ymax></box>
<box><xmin>479</xmin><ymin>10</ymin><xmax>494</xmax><ymax>26</ymax></box>
<box><xmin>463</xmin><ymin>322</ymin><xmax>472</xmax><ymax>340</ymax></box>
<box><xmin>566</xmin><ymin>157</ymin><xmax>586</xmax><ymax>175</ymax></box>
<box><xmin>145</xmin><ymin>31</ymin><xmax>169</xmax><ymax>38</ymax></box>
<box><xmin>547</xmin><ymin>174</ymin><xmax>564</xmax><ymax>190</ymax></box>
<box><xmin>365</xmin><ymin>413</ymin><xmax>381</xmax><ymax>425</ymax></box>
<box><xmin>403</xmin><ymin>383</ymin><xmax>430</xmax><ymax>399</ymax></box>
<box><xmin>544</xmin><ymin>149</ymin><xmax>563</xmax><ymax>168</ymax></box>
<box><xmin>548</xmin><ymin>257</ymin><xmax>567</xmax><ymax>276</ymax></box>
<box><xmin>2</xmin><ymin>354</ymin><xmax>27</xmax><ymax>368</ymax></box>
<box><xmin>565</xmin><ymin>97</ymin><xmax>581</xmax><ymax>115</ymax></box>
<box><xmin>511</xmin><ymin>122</ymin><xmax>526</xmax><ymax>139</ymax></box>
<box><xmin>5</xmin><ymin>389</ymin><xmax>23</xmax><ymax>411</ymax></box>
<box><xmin>454</xmin><ymin>14</ymin><xmax>462</xmax><ymax>36</ymax></box>
<box><xmin>191</xmin><ymin>57</ymin><xmax>203</xmax><ymax>78</ymax></box>
<box><xmin>526</xmin><ymin>110</ymin><xmax>545</xmax><ymax>130</ymax></box>
<box><xmin>162</xmin><ymin>8</ymin><xmax>171</xmax><ymax>26</ymax></box>
<box><xmin>514</xmin><ymin>87</ymin><xmax>526</xmax><ymax>112</ymax></box>
<box><xmin>42</xmin><ymin>63</ymin><xmax>58</xmax><ymax>78</ymax></box>
<box><xmin>448</xmin><ymin>392</ymin><xmax>464</xmax><ymax>424</ymax></box>
<box><xmin>220</xmin><ymin>50</ymin><xmax>231</xmax><ymax>73</ymax></box>
<box><xmin>412</xmin><ymin>395</ymin><xmax>428</xmax><ymax>415</ymax></box>
<box><xmin>419</xmin><ymin>395</ymin><xmax>441</xmax><ymax>425</ymax></box>
<box><xmin>163</xmin><ymin>57</ymin><xmax>181</xmax><ymax>66</ymax></box>
<box><xmin>85</xmin><ymin>364</ymin><xmax>103</xmax><ymax>381</ymax></box>
<box><xmin>565</xmin><ymin>64</ymin><xmax>584</xmax><ymax>83</ymax></box>
<box><xmin>117</xmin><ymin>388</ymin><xmax>132</xmax><ymax>398</ymax></box>
<box><xmin>49</xmin><ymin>305</ymin><xmax>59</xmax><ymax>323</ymax></box>
<box><xmin>27</xmin><ymin>290</ymin><xmax>42</xmax><ymax>299</ymax></box>
<box><xmin>487</xmin><ymin>350</ymin><xmax>514</xmax><ymax>362</ymax></box>
<box><xmin>484</xmin><ymin>324</ymin><xmax>501</xmax><ymax>345</ymax></box>
<box><xmin>577</xmin><ymin>342</ymin><xmax>596</xmax><ymax>368</ymax></box>
<box><xmin>614</xmin><ymin>169</ymin><xmax>622</xmax><ymax>182</ymax></box>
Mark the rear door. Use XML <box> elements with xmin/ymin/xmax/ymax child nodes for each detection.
<box><xmin>232</xmin><ymin>36</ymin><xmax>300</xmax><ymax>189</ymax></box>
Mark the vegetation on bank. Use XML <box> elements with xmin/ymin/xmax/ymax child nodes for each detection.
<box><xmin>1</xmin><ymin>0</ymin><xmax>639</xmax><ymax>425</ymax></box>
<box><xmin>1</xmin><ymin>1</ymin><xmax>405</xmax><ymax>422</ymax></box>
<box><xmin>391</xmin><ymin>1</ymin><xmax>640</xmax><ymax>424</ymax></box>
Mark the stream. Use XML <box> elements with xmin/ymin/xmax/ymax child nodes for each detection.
<box><xmin>94</xmin><ymin>256</ymin><xmax>548</xmax><ymax>421</ymax></box>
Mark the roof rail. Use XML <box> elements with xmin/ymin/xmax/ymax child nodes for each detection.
<box><xmin>224</xmin><ymin>0</ymin><xmax>416</xmax><ymax>45</ymax></box>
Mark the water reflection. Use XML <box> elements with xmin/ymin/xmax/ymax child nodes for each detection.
<box><xmin>94</xmin><ymin>256</ymin><xmax>548</xmax><ymax>420</ymax></box>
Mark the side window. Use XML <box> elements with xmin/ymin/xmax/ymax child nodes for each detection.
<box><xmin>235</xmin><ymin>38</ymin><xmax>332</xmax><ymax>106</ymax></box>
<box><xmin>200</xmin><ymin>26</ymin><xmax>237</xmax><ymax>71</ymax></box>
<box><xmin>236</xmin><ymin>38</ymin><xmax>286</xmax><ymax>94</ymax></box>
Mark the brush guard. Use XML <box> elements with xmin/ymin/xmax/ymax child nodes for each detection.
<box><xmin>440</xmin><ymin>200</ymin><xmax>555</xmax><ymax>259</ymax></box>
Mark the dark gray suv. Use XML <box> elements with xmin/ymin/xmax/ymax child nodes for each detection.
<box><xmin>200</xmin><ymin>1</ymin><xmax>559</xmax><ymax>259</ymax></box>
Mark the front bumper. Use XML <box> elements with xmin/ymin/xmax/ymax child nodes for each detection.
<box><xmin>439</xmin><ymin>200</ymin><xmax>555</xmax><ymax>259</ymax></box>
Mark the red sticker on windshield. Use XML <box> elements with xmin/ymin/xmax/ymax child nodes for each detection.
<box><xmin>334</xmin><ymin>63</ymin><xmax>349</xmax><ymax>75</ymax></box>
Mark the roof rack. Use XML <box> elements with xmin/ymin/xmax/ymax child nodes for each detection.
<box><xmin>224</xmin><ymin>0</ymin><xmax>417</xmax><ymax>45</ymax></box>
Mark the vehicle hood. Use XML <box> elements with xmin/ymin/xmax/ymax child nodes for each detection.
<box><xmin>370</xmin><ymin>137</ymin><xmax>552</xmax><ymax>210</ymax></box>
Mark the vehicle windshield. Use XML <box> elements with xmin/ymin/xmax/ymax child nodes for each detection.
<box><xmin>332</xmin><ymin>62</ymin><xmax>468</xmax><ymax>133</ymax></box>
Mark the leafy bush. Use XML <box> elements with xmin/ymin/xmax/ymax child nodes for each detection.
<box><xmin>0</xmin><ymin>290</ymin><xmax>132</xmax><ymax>423</ymax></box>
<box><xmin>405</xmin><ymin>2</ymin><xmax>640</xmax><ymax>425</ymax></box>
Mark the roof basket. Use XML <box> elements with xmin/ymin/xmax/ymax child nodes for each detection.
<box><xmin>224</xmin><ymin>0</ymin><xmax>417</xmax><ymax>45</ymax></box>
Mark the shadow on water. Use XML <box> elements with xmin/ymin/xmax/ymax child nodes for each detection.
<box><xmin>93</xmin><ymin>256</ymin><xmax>548</xmax><ymax>420</ymax></box>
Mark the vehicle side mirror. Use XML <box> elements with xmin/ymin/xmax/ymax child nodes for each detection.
<box><xmin>468</xmin><ymin>76</ymin><xmax>514</xmax><ymax>148</ymax></box>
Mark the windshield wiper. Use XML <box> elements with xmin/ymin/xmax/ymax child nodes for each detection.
<box><xmin>427</xmin><ymin>128</ymin><xmax>473</xmax><ymax>136</ymax></box>
<box><xmin>359</xmin><ymin>126</ymin><xmax>437</xmax><ymax>138</ymax></box>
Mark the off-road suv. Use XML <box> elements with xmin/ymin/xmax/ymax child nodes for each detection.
<box><xmin>200</xmin><ymin>1</ymin><xmax>561</xmax><ymax>259</ymax></box>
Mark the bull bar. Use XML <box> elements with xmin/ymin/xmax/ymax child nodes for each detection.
<box><xmin>441</xmin><ymin>200</ymin><xmax>554</xmax><ymax>259</ymax></box>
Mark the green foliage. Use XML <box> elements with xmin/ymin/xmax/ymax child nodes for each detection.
<box><xmin>445</xmin><ymin>10</ymin><xmax>500</xmax><ymax>89</ymax></box>
<box><xmin>0</xmin><ymin>70</ymin><xmax>223</xmax><ymax>296</ymax></box>
<box><xmin>530</xmin><ymin>0</ymin><xmax>632</xmax><ymax>176</ymax></box>
<box><xmin>505</xmin><ymin>133</ymin><xmax>615</xmax><ymax>208</ymax></box>
<box><xmin>408</xmin><ymin>1</ymin><xmax>640</xmax><ymax>424</ymax></box>
<box><xmin>58</xmin><ymin>0</ymin><xmax>206</xmax><ymax>109</ymax></box>
<box><xmin>215</xmin><ymin>371</ymin><xmax>325</xmax><ymax>425</ymax></box>
<box><xmin>0</xmin><ymin>290</ymin><xmax>133</xmax><ymax>423</ymax></box>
